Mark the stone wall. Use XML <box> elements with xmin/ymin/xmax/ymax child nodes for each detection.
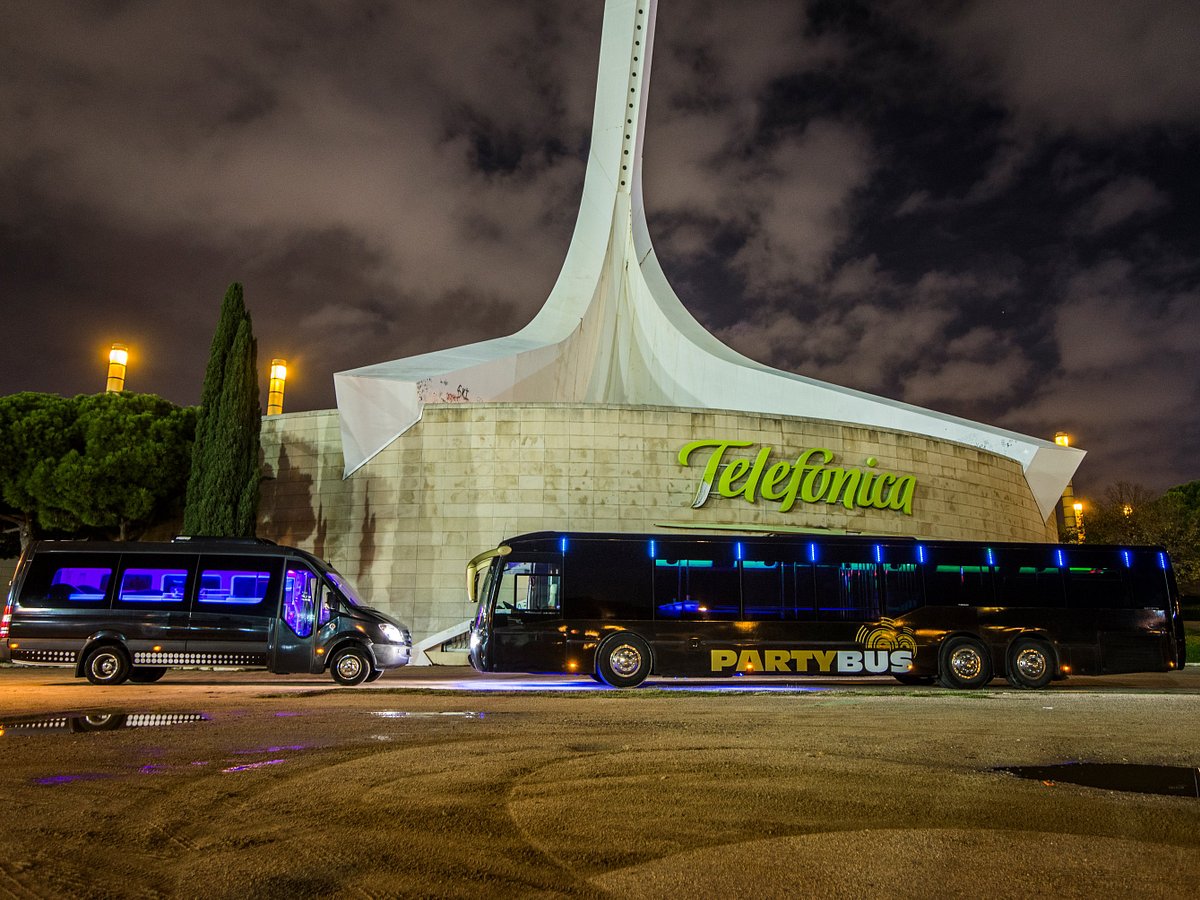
<box><xmin>257</xmin><ymin>403</ymin><xmax>1056</xmax><ymax>647</ymax></box>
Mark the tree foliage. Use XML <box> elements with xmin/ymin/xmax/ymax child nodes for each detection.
<box><xmin>1081</xmin><ymin>481</ymin><xmax>1200</xmax><ymax>590</ymax></box>
<box><xmin>182</xmin><ymin>282</ymin><xmax>262</xmax><ymax>537</ymax></box>
<box><xmin>0</xmin><ymin>392</ymin><xmax>196</xmax><ymax>552</ymax></box>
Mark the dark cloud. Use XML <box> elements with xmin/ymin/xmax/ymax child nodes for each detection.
<box><xmin>2</xmin><ymin>1</ymin><xmax>1197</xmax><ymax>497</ymax></box>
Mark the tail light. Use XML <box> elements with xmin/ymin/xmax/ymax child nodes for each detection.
<box><xmin>0</xmin><ymin>598</ymin><xmax>12</xmax><ymax>640</ymax></box>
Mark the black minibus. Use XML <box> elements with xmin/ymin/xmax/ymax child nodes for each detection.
<box><xmin>1</xmin><ymin>537</ymin><xmax>411</xmax><ymax>686</ymax></box>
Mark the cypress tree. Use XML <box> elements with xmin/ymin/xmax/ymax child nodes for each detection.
<box><xmin>182</xmin><ymin>282</ymin><xmax>261</xmax><ymax>536</ymax></box>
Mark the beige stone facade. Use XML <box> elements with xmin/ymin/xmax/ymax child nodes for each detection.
<box><xmin>257</xmin><ymin>403</ymin><xmax>1057</xmax><ymax>649</ymax></box>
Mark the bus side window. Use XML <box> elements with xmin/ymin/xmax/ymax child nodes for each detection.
<box><xmin>922</xmin><ymin>547</ymin><xmax>994</xmax><ymax>606</ymax></box>
<box><xmin>993</xmin><ymin>548</ymin><xmax>1065</xmax><ymax>608</ymax></box>
<box><xmin>654</xmin><ymin>558</ymin><xmax>739</xmax><ymax>620</ymax></box>
<box><xmin>1064</xmin><ymin>549</ymin><xmax>1130</xmax><ymax>609</ymax></box>
<box><xmin>495</xmin><ymin>561</ymin><xmax>561</xmax><ymax>616</ymax></box>
<box><xmin>18</xmin><ymin>554</ymin><xmax>115</xmax><ymax>609</ymax></box>
<box><xmin>1126</xmin><ymin>550</ymin><xmax>1171</xmax><ymax>610</ymax></box>
<box><xmin>882</xmin><ymin>563</ymin><xmax>922</xmax><ymax>615</ymax></box>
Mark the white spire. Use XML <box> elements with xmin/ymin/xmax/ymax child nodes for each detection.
<box><xmin>333</xmin><ymin>0</ymin><xmax>1083</xmax><ymax>519</ymax></box>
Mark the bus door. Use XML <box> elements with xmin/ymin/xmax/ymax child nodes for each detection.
<box><xmin>489</xmin><ymin>556</ymin><xmax>564</xmax><ymax>673</ymax></box>
<box><xmin>186</xmin><ymin>556</ymin><xmax>281</xmax><ymax>668</ymax></box>
<box><xmin>269</xmin><ymin>564</ymin><xmax>330</xmax><ymax>674</ymax></box>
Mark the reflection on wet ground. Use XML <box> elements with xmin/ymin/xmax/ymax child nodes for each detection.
<box><xmin>0</xmin><ymin>712</ymin><xmax>209</xmax><ymax>735</ymax></box>
<box><xmin>422</xmin><ymin>677</ymin><xmax>830</xmax><ymax>693</ymax></box>
<box><xmin>371</xmin><ymin>711</ymin><xmax>486</xmax><ymax>719</ymax></box>
<box><xmin>998</xmin><ymin>763</ymin><xmax>1200</xmax><ymax>798</ymax></box>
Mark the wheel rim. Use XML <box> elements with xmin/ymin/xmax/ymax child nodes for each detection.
<box><xmin>949</xmin><ymin>646</ymin><xmax>983</xmax><ymax>681</ymax></box>
<box><xmin>609</xmin><ymin>644</ymin><xmax>642</xmax><ymax>678</ymax></box>
<box><xmin>337</xmin><ymin>654</ymin><xmax>363</xmax><ymax>680</ymax></box>
<box><xmin>92</xmin><ymin>652</ymin><xmax>119</xmax><ymax>681</ymax></box>
<box><xmin>1015</xmin><ymin>647</ymin><xmax>1047</xmax><ymax>681</ymax></box>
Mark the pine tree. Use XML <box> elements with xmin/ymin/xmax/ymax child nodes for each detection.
<box><xmin>182</xmin><ymin>282</ymin><xmax>262</xmax><ymax>536</ymax></box>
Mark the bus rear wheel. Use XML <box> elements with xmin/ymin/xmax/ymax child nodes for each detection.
<box><xmin>1007</xmin><ymin>638</ymin><xmax>1054</xmax><ymax>689</ymax></box>
<box><xmin>83</xmin><ymin>645</ymin><xmax>131</xmax><ymax>686</ymax></box>
<box><xmin>596</xmin><ymin>633</ymin><xmax>652</xmax><ymax>688</ymax></box>
<box><xmin>937</xmin><ymin>636</ymin><xmax>992</xmax><ymax>690</ymax></box>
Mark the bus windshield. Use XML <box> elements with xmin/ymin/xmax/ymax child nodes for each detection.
<box><xmin>327</xmin><ymin>572</ymin><xmax>365</xmax><ymax>608</ymax></box>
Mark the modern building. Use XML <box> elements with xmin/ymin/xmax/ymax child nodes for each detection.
<box><xmin>257</xmin><ymin>0</ymin><xmax>1085</xmax><ymax>662</ymax></box>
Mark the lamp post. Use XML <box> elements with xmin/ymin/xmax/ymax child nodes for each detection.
<box><xmin>1053</xmin><ymin>432</ymin><xmax>1080</xmax><ymax>539</ymax></box>
<box><xmin>106</xmin><ymin>343</ymin><xmax>128</xmax><ymax>393</ymax></box>
<box><xmin>267</xmin><ymin>358</ymin><xmax>287</xmax><ymax>415</ymax></box>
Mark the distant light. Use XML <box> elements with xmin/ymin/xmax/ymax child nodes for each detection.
<box><xmin>267</xmin><ymin>358</ymin><xmax>287</xmax><ymax>415</ymax></box>
<box><xmin>1072</xmin><ymin>501</ymin><xmax>1083</xmax><ymax>515</ymax></box>
<box><xmin>1054</xmin><ymin>432</ymin><xmax>1071</xmax><ymax>447</ymax></box>
<box><xmin>106</xmin><ymin>343</ymin><xmax>128</xmax><ymax>393</ymax></box>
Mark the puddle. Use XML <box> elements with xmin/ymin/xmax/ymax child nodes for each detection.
<box><xmin>371</xmin><ymin>711</ymin><xmax>485</xmax><ymax>719</ymax></box>
<box><xmin>997</xmin><ymin>763</ymin><xmax>1200</xmax><ymax>798</ymax></box>
<box><xmin>1</xmin><ymin>712</ymin><xmax>209</xmax><ymax>735</ymax></box>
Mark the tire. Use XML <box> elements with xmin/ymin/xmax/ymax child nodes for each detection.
<box><xmin>595</xmin><ymin>633</ymin><xmax>652</xmax><ymax>688</ymax></box>
<box><xmin>83</xmin><ymin>644</ymin><xmax>131</xmax><ymax>686</ymax></box>
<box><xmin>365</xmin><ymin>668</ymin><xmax>384</xmax><ymax>683</ymax></box>
<box><xmin>129</xmin><ymin>667</ymin><xmax>167</xmax><ymax>684</ymax></box>
<box><xmin>937</xmin><ymin>636</ymin><xmax>992</xmax><ymax>690</ymax></box>
<box><xmin>1007</xmin><ymin>638</ymin><xmax>1054</xmax><ymax>689</ymax></box>
<box><xmin>330</xmin><ymin>646</ymin><xmax>371</xmax><ymax>686</ymax></box>
<box><xmin>893</xmin><ymin>673</ymin><xmax>935</xmax><ymax>686</ymax></box>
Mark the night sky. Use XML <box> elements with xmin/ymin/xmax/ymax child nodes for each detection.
<box><xmin>3</xmin><ymin>0</ymin><xmax>1198</xmax><ymax>495</ymax></box>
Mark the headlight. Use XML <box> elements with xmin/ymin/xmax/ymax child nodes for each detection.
<box><xmin>378</xmin><ymin>623</ymin><xmax>404</xmax><ymax>644</ymax></box>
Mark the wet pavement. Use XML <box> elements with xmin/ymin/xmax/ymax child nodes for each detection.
<box><xmin>0</xmin><ymin>664</ymin><xmax>1197</xmax><ymax>896</ymax></box>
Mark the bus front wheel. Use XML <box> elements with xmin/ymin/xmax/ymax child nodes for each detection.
<box><xmin>330</xmin><ymin>646</ymin><xmax>371</xmax><ymax>686</ymax></box>
<box><xmin>83</xmin><ymin>644</ymin><xmax>131</xmax><ymax>686</ymax></box>
<box><xmin>1007</xmin><ymin>638</ymin><xmax>1054</xmax><ymax>689</ymax></box>
<box><xmin>937</xmin><ymin>636</ymin><xmax>992</xmax><ymax>690</ymax></box>
<box><xmin>596</xmin><ymin>633</ymin><xmax>652</xmax><ymax>688</ymax></box>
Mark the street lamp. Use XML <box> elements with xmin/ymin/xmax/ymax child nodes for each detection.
<box><xmin>106</xmin><ymin>343</ymin><xmax>128</xmax><ymax>393</ymax></box>
<box><xmin>1072</xmin><ymin>501</ymin><xmax>1085</xmax><ymax>542</ymax></box>
<box><xmin>1054</xmin><ymin>432</ymin><xmax>1071</xmax><ymax>447</ymax></box>
<box><xmin>267</xmin><ymin>358</ymin><xmax>287</xmax><ymax>415</ymax></box>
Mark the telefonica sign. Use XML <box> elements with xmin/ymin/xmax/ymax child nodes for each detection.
<box><xmin>678</xmin><ymin>439</ymin><xmax>917</xmax><ymax>516</ymax></box>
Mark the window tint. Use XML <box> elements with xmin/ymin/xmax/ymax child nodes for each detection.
<box><xmin>812</xmin><ymin>545</ymin><xmax>880</xmax><ymax>621</ymax></box>
<box><xmin>197</xmin><ymin>556</ymin><xmax>282</xmax><ymax>618</ymax></box>
<box><xmin>922</xmin><ymin>546</ymin><xmax>994</xmax><ymax>606</ymax></box>
<box><xmin>563</xmin><ymin>541</ymin><xmax>652</xmax><ymax>620</ymax></box>
<box><xmin>993</xmin><ymin>547</ymin><xmax>1065</xmax><ymax>608</ymax></box>
<box><xmin>116</xmin><ymin>555</ymin><xmax>195</xmax><ymax>609</ymax></box>
<box><xmin>1125</xmin><ymin>549</ymin><xmax>1170</xmax><ymax>609</ymax></box>
<box><xmin>655</xmin><ymin>557</ymin><xmax>740</xmax><ymax>620</ymax></box>
<box><xmin>18</xmin><ymin>553</ymin><xmax>114</xmax><ymax>609</ymax></box>
<box><xmin>493</xmin><ymin>560</ymin><xmax>561</xmax><ymax>617</ymax></box>
<box><xmin>1063</xmin><ymin>548</ymin><xmax>1130</xmax><ymax>609</ymax></box>
<box><xmin>741</xmin><ymin>560</ymin><xmax>786</xmax><ymax>620</ymax></box>
<box><xmin>284</xmin><ymin>567</ymin><xmax>319</xmax><ymax>637</ymax></box>
<box><xmin>883</xmin><ymin>563</ymin><xmax>923</xmax><ymax>615</ymax></box>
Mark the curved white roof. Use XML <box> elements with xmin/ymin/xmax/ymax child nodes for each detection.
<box><xmin>334</xmin><ymin>0</ymin><xmax>1084</xmax><ymax>520</ymax></box>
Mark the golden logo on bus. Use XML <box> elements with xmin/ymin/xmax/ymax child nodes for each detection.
<box><xmin>709</xmin><ymin>619</ymin><xmax>916</xmax><ymax>676</ymax></box>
